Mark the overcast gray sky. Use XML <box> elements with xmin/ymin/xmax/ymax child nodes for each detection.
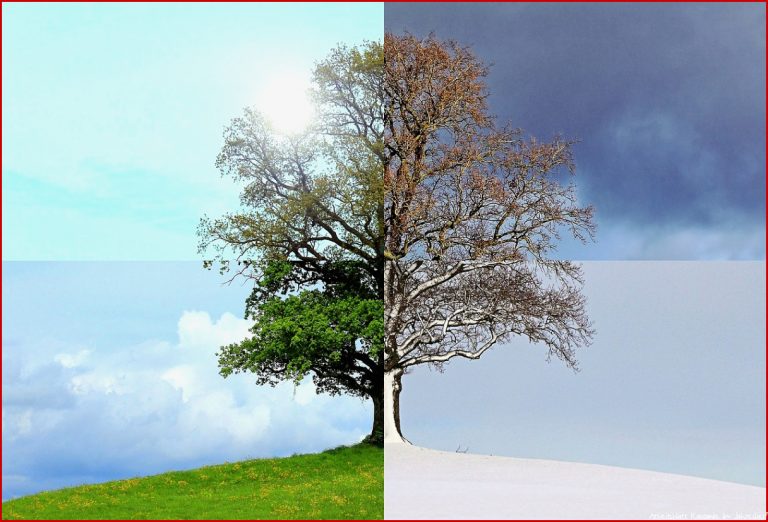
<box><xmin>386</xmin><ymin>3</ymin><xmax>765</xmax><ymax>260</ymax></box>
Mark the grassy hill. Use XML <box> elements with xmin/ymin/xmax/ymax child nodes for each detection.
<box><xmin>2</xmin><ymin>444</ymin><xmax>383</xmax><ymax>520</ymax></box>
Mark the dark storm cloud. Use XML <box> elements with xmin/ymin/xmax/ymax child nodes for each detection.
<box><xmin>386</xmin><ymin>3</ymin><xmax>765</xmax><ymax>259</ymax></box>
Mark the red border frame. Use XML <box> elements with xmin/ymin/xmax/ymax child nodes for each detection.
<box><xmin>0</xmin><ymin>2</ymin><xmax>765</xmax><ymax>521</ymax></box>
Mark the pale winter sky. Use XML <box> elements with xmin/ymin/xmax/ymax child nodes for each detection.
<box><xmin>399</xmin><ymin>262</ymin><xmax>766</xmax><ymax>487</ymax></box>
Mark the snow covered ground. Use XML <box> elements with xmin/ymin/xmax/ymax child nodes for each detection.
<box><xmin>385</xmin><ymin>444</ymin><xmax>765</xmax><ymax>520</ymax></box>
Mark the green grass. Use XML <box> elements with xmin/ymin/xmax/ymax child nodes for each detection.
<box><xmin>1</xmin><ymin>443</ymin><xmax>383</xmax><ymax>520</ymax></box>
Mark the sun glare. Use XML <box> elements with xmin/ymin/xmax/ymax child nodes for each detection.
<box><xmin>257</xmin><ymin>71</ymin><xmax>315</xmax><ymax>135</ymax></box>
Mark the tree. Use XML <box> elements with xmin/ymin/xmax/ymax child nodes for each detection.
<box><xmin>199</xmin><ymin>41</ymin><xmax>386</xmax><ymax>444</ymax></box>
<box><xmin>383</xmin><ymin>34</ymin><xmax>596</xmax><ymax>443</ymax></box>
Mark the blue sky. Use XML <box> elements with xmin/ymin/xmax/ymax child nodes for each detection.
<box><xmin>2</xmin><ymin>2</ymin><xmax>383</xmax><ymax>260</ymax></box>
<box><xmin>386</xmin><ymin>3</ymin><xmax>766</xmax><ymax>260</ymax></box>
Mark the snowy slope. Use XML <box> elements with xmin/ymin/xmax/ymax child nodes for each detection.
<box><xmin>385</xmin><ymin>444</ymin><xmax>765</xmax><ymax>520</ymax></box>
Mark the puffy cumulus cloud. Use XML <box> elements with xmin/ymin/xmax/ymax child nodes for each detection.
<box><xmin>176</xmin><ymin>310</ymin><xmax>253</xmax><ymax>351</ymax></box>
<box><xmin>2</xmin><ymin>311</ymin><xmax>370</xmax><ymax>500</ymax></box>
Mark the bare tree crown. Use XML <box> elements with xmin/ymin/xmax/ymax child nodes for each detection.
<box><xmin>384</xmin><ymin>34</ymin><xmax>595</xmax><ymax>375</ymax></box>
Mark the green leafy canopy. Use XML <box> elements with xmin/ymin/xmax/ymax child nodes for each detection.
<box><xmin>219</xmin><ymin>287</ymin><xmax>383</xmax><ymax>397</ymax></box>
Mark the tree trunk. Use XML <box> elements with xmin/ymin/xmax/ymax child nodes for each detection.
<box><xmin>384</xmin><ymin>368</ymin><xmax>408</xmax><ymax>443</ymax></box>
<box><xmin>366</xmin><ymin>391</ymin><xmax>384</xmax><ymax>445</ymax></box>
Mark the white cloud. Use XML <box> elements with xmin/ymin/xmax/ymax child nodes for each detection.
<box><xmin>161</xmin><ymin>365</ymin><xmax>198</xmax><ymax>403</ymax></box>
<box><xmin>176</xmin><ymin>311</ymin><xmax>252</xmax><ymax>351</ymax></box>
<box><xmin>69</xmin><ymin>373</ymin><xmax>124</xmax><ymax>396</ymax></box>
<box><xmin>54</xmin><ymin>349</ymin><xmax>90</xmax><ymax>369</ymax></box>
